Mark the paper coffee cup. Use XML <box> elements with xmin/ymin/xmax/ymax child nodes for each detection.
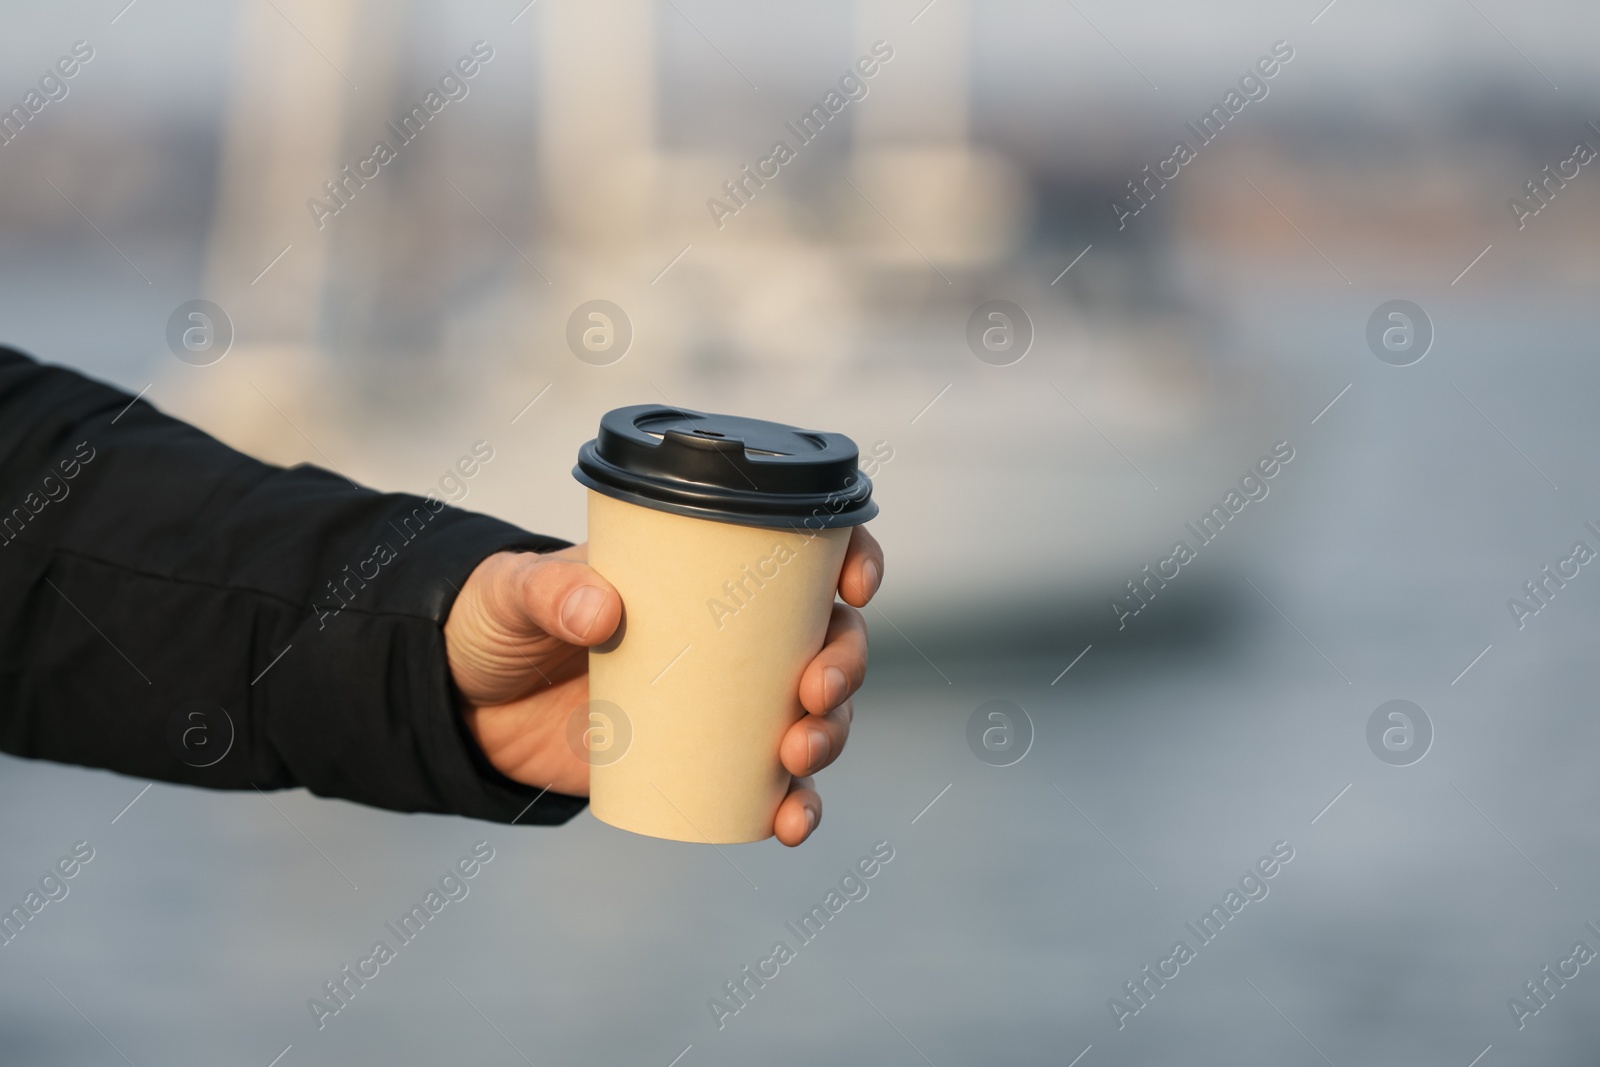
<box><xmin>573</xmin><ymin>405</ymin><xmax>878</xmax><ymax>843</ymax></box>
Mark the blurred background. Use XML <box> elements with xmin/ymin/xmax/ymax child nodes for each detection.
<box><xmin>4</xmin><ymin>0</ymin><xmax>1600</xmax><ymax>1063</ymax></box>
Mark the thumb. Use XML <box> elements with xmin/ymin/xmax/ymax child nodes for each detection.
<box><xmin>496</xmin><ymin>552</ymin><xmax>622</xmax><ymax>646</ymax></box>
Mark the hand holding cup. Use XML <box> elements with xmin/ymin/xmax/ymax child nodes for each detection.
<box><xmin>446</xmin><ymin>525</ymin><xmax>883</xmax><ymax>845</ymax></box>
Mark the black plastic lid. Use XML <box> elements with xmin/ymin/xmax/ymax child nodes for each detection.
<box><xmin>574</xmin><ymin>404</ymin><xmax>877</xmax><ymax>529</ymax></box>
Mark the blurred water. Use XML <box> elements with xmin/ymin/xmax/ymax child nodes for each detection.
<box><xmin>3</xmin><ymin>305</ymin><xmax>1599</xmax><ymax>1065</ymax></box>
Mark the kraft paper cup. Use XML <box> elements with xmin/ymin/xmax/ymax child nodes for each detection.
<box><xmin>585</xmin><ymin>489</ymin><xmax>850</xmax><ymax>843</ymax></box>
<box><xmin>572</xmin><ymin>403</ymin><xmax>876</xmax><ymax>843</ymax></box>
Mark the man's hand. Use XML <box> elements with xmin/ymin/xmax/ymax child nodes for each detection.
<box><xmin>444</xmin><ymin>527</ymin><xmax>884</xmax><ymax>846</ymax></box>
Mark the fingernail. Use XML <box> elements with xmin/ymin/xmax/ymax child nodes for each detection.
<box><xmin>561</xmin><ymin>585</ymin><xmax>606</xmax><ymax>639</ymax></box>
<box><xmin>862</xmin><ymin>559</ymin><xmax>881</xmax><ymax>597</ymax></box>
<box><xmin>805</xmin><ymin>807</ymin><xmax>817</xmax><ymax>833</ymax></box>
<box><xmin>823</xmin><ymin>666</ymin><xmax>847</xmax><ymax>708</ymax></box>
<box><xmin>807</xmin><ymin>725</ymin><xmax>831</xmax><ymax>770</ymax></box>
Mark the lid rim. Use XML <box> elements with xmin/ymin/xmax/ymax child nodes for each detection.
<box><xmin>575</xmin><ymin>464</ymin><xmax>878</xmax><ymax>529</ymax></box>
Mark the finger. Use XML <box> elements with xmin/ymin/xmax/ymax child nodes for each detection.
<box><xmin>837</xmin><ymin>525</ymin><xmax>883</xmax><ymax>608</ymax></box>
<box><xmin>774</xmin><ymin>777</ymin><xmax>820</xmax><ymax>846</ymax></box>
<box><xmin>799</xmin><ymin>603</ymin><xmax>868</xmax><ymax>715</ymax></box>
<box><xmin>496</xmin><ymin>551</ymin><xmax>622</xmax><ymax>646</ymax></box>
<box><xmin>780</xmin><ymin>699</ymin><xmax>852</xmax><ymax>777</ymax></box>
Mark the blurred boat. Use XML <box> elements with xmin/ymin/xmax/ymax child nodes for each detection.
<box><xmin>120</xmin><ymin>0</ymin><xmax>1281</xmax><ymax>627</ymax></box>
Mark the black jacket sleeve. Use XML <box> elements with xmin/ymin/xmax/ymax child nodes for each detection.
<box><xmin>0</xmin><ymin>346</ymin><xmax>586</xmax><ymax>825</ymax></box>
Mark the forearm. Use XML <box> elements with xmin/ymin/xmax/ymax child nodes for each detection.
<box><xmin>0</xmin><ymin>347</ymin><xmax>584</xmax><ymax>824</ymax></box>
